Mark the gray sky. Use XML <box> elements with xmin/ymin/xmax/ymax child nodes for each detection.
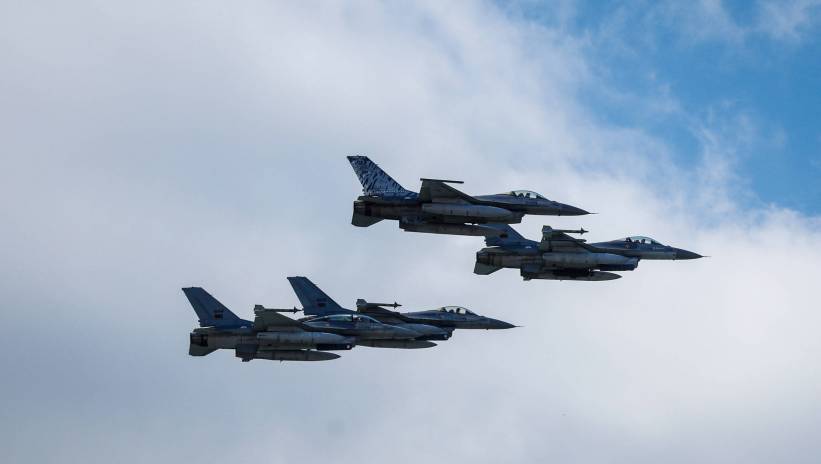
<box><xmin>2</xmin><ymin>1</ymin><xmax>821</xmax><ymax>463</ymax></box>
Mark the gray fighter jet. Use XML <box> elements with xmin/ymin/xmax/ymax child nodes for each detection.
<box><xmin>184</xmin><ymin>287</ymin><xmax>353</xmax><ymax>362</ymax></box>
<box><xmin>356</xmin><ymin>300</ymin><xmax>516</xmax><ymax>331</ymax></box>
<box><xmin>474</xmin><ymin>225</ymin><xmax>703</xmax><ymax>281</ymax></box>
<box><xmin>299</xmin><ymin>313</ymin><xmax>437</xmax><ymax>349</ymax></box>
<box><xmin>287</xmin><ymin>276</ymin><xmax>515</xmax><ymax>341</ymax></box>
<box><xmin>348</xmin><ymin>155</ymin><xmax>589</xmax><ymax>236</ymax></box>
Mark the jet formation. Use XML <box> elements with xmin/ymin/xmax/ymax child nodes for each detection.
<box><xmin>347</xmin><ymin>156</ymin><xmax>703</xmax><ymax>281</ymax></box>
<box><xmin>184</xmin><ymin>277</ymin><xmax>515</xmax><ymax>362</ymax></box>
<box><xmin>184</xmin><ymin>155</ymin><xmax>705</xmax><ymax>362</ymax></box>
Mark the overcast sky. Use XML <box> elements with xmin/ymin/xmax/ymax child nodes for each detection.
<box><xmin>2</xmin><ymin>1</ymin><xmax>821</xmax><ymax>463</ymax></box>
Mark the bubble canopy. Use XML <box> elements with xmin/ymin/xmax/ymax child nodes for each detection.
<box><xmin>438</xmin><ymin>306</ymin><xmax>475</xmax><ymax>315</ymax></box>
<box><xmin>501</xmin><ymin>190</ymin><xmax>547</xmax><ymax>200</ymax></box>
<box><xmin>622</xmin><ymin>236</ymin><xmax>663</xmax><ymax>245</ymax></box>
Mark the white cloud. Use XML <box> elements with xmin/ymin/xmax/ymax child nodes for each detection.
<box><xmin>1</xmin><ymin>1</ymin><xmax>821</xmax><ymax>463</ymax></box>
<box><xmin>757</xmin><ymin>0</ymin><xmax>821</xmax><ymax>41</ymax></box>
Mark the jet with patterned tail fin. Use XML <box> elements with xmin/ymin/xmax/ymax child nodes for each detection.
<box><xmin>347</xmin><ymin>155</ymin><xmax>589</xmax><ymax>237</ymax></box>
<box><xmin>474</xmin><ymin>224</ymin><xmax>703</xmax><ymax>281</ymax></box>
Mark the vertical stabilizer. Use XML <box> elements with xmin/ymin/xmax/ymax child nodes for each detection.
<box><xmin>182</xmin><ymin>287</ymin><xmax>248</xmax><ymax>328</ymax></box>
<box><xmin>287</xmin><ymin>277</ymin><xmax>352</xmax><ymax>316</ymax></box>
<box><xmin>347</xmin><ymin>155</ymin><xmax>417</xmax><ymax>198</ymax></box>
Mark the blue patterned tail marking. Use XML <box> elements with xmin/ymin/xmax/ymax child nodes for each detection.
<box><xmin>347</xmin><ymin>155</ymin><xmax>418</xmax><ymax>198</ymax></box>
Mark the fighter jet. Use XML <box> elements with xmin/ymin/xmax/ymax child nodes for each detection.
<box><xmin>356</xmin><ymin>300</ymin><xmax>516</xmax><ymax>331</ymax></box>
<box><xmin>474</xmin><ymin>224</ymin><xmax>703</xmax><ymax>281</ymax></box>
<box><xmin>288</xmin><ymin>276</ymin><xmax>449</xmax><ymax>346</ymax></box>
<box><xmin>183</xmin><ymin>287</ymin><xmax>354</xmax><ymax>362</ymax></box>
<box><xmin>287</xmin><ymin>276</ymin><xmax>516</xmax><ymax>341</ymax></box>
<box><xmin>347</xmin><ymin>155</ymin><xmax>589</xmax><ymax>237</ymax></box>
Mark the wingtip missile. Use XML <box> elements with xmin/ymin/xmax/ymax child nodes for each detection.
<box><xmin>356</xmin><ymin>299</ymin><xmax>402</xmax><ymax>310</ymax></box>
<box><xmin>419</xmin><ymin>177</ymin><xmax>464</xmax><ymax>184</ymax></box>
<box><xmin>254</xmin><ymin>304</ymin><xmax>301</xmax><ymax>313</ymax></box>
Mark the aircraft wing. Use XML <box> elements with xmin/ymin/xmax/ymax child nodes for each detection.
<box><xmin>356</xmin><ymin>299</ymin><xmax>412</xmax><ymax>323</ymax></box>
<box><xmin>253</xmin><ymin>309</ymin><xmax>306</xmax><ymax>331</ymax></box>
<box><xmin>539</xmin><ymin>226</ymin><xmax>595</xmax><ymax>252</ymax></box>
<box><xmin>418</xmin><ymin>178</ymin><xmax>475</xmax><ymax>203</ymax></box>
<box><xmin>358</xmin><ymin>306</ymin><xmax>410</xmax><ymax>324</ymax></box>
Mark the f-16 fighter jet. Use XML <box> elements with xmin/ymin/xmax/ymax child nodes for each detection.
<box><xmin>474</xmin><ymin>225</ymin><xmax>703</xmax><ymax>281</ymax></box>
<box><xmin>347</xmin><ymin>155</ymin><xmax>589</xmax><ymax>236</ymax></box>
<box><xmin>184</xmin><ymin>287</ymin><xmax>353</xmax><ymax>362</ymax></box>
<box><xmin>287</xmin><ymin>276</ymin><xmax>516</xmax><ymax>341</ymax></box>
<box><xmin>355</xmin><ymin>300</ymin><xmax>516</xmax><ymax>331</ymax></box>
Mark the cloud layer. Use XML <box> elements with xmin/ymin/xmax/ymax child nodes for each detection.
<box><xmin>2</xmin><ymin>1</ymin><xmax>820</xmax><ymax>463</ymax></box>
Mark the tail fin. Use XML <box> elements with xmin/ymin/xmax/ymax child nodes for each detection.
<box><xmin>483</xmin><ymin>224</ymin><xmax>534</xmax><ymax>247</ymax></box>
<box><xmin>287</xmin><ymin>277</ymin><xmax>352</xmax><ymax>316</ymax></box>
<box><xmin>182</xmin><ymin>287</ymin><xmax>248</xmax><ymax>328</ymax></box>
<box><xmin>347</xmin><ymin>155</ymin><xmax>417</xmax><ymax>198</ymax></box>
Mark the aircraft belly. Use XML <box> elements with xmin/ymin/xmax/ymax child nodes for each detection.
<box><xmin>400</xmin><ymin>222</ymin><xmax>501</xmax><ymax>236</ymax></box>
<box><xmin>256</xmin><ymin>332</ymin><xmax>354</xmax><ymax>347</ymax></box>
<box><xmin>238</xmin><ymin>349</ymin><xmax>340</xmax><ymax>362</ymax></box>
<box><xmin>421</xmin><ymin>203</ymin><xmax>515</xmax><ymax>221</ymax></box>
<box><xmin>357</xmin><ymin>340</ymin><xmax>437</xmax><ymax>349</ymax></box>
<box><xmin>521</xmin><ymin>270</ymin><xmax>621</xmax><ymax>281</ymax></box>
<box><xmin>541</xmin><ymin>252</ymin><xmax>636</xmax><ymax>269</ymax></box>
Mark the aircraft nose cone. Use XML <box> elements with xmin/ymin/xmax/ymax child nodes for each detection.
<box><xmin>675</xmin><ymin>248</ymin><xmax>703</xmax><ymax>260</ymax></box>
<box><xmin>558</xmin><ymin>203</ymin><xmax>590</xmax><ymax>216</ymax></box>
<box><xmin>487</xmin><ymin>318</ymin><xmax>516</xmax><ymax>329</ymax></box>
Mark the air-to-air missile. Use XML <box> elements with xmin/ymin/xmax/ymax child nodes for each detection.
<box><xmin>474</xmin><ymin>224</ymin><xmax>703</xmax><ymax>281</ymax></box>
<box><xmin>347</xmin><ymin>155</ymin><xmax>589</xmax><ymax>237</ymax></box>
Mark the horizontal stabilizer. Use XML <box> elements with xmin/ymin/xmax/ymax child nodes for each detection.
<box><xmin>474</xmin><ymin>262</ymin><xmax>502</xmax><ymax>275</ymax></box>
<box><xmin>483</xmin><ymin>224</ymin><xmax>534</xmax><ymax>247</ymax></box>
<box><xmin>352</xmin><ymin>213</ymin><xmax>383</xmax><ymax>227</ymax></box>
<box><xmin>189</xmin><ymin>344</ymin><xmax>217</xmax><ymax>356</ymax></box>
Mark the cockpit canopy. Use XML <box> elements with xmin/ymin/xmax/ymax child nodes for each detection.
<box><xmin>503</xmin><ymin>190</ymin><xmax>547</xmax><ymax>200</ymax></box>
<box><xmin>311</xmin><ymin>314</ymin><xmax>380</xmax><ymax>323</ymax></box>
<box><xmin>622</xmin><ymin>236</ymin><xmax>663</xmax><ymax>245</ymax></box>
<box><xmin>438</xmin><ymin>306</ymin><xmax>475</xmax><ymax>315</ymax></box>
